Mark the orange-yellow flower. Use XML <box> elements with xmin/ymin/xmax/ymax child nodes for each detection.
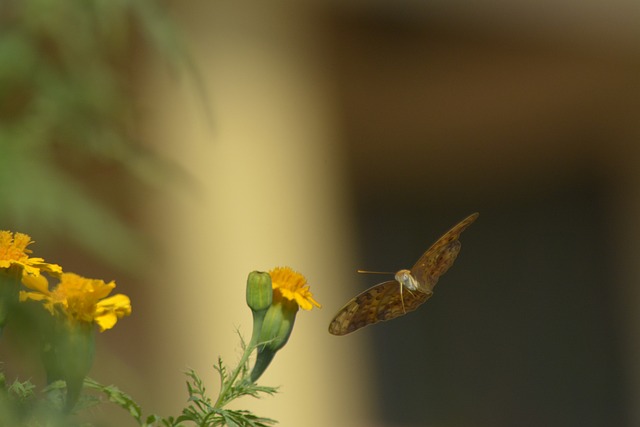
<box><xmin>0</xmin><ymin>231</ymin><xmax>61</xmax><ymax>278</ymax></box>
<box><xmin>269</xmin><ymin>266</ymin><xmax>321</xmax><ymax>311</ymax></box>
<box><xmin>20</xmin><ymin>272</ymin><xmax>131</xmax><ymax>332</ymax></box>
<box><xmin>249</xmin><ymin>267</ymin><xmax>320</xmax><ymax>383</ymax></box>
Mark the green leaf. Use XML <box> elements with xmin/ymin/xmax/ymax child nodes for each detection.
<box><xmin>84</xmin><ymin>377</ymin><xmax>143</xmax><ymax>422</ymax></box>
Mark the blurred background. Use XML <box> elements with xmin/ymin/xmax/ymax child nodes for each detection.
<box><xmin>1</xmin><ymin>0</ymin><xmax>639</xmax><ymax>426</ymax></box>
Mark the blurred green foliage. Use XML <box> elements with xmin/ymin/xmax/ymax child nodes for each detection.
<box><xmin>0</xmin><ymin>0</ymin><xmax>186</xmax><ymax>270</ymax></box>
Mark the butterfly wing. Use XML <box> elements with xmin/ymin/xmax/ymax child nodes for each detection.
<box><xmin>410</xmin><ymin>212</ymin><xmax>478</xmax><ymax>293</ymax></box>
<box><xmin>328</xmin><ymin>280</ymin><xmax>431</xmax><ymax>335</ymax></box>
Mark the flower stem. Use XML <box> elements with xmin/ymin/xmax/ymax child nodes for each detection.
<box><xmin>213</xmin><ymin>335</ymin><xmax>257</xmax><ymax>409</ymax></box>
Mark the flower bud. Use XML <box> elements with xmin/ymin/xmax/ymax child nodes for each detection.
<box><xmin>245</xmin><ymin>271</ymin><xmax>272</xmax><ymax>313</ymax></box>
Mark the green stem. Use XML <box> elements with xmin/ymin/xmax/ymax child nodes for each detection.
<box><xmin>213</xmin><ymin>341</ymin><xmax>254</xmax><ymax>409</ymax></box>
<box><xmin>213</xmin><ymin>345</ymin><xmax>250</xmax><ymax>409</ymax></box>
<box><xmin>213</xmin><ymin>310</ymin><xmax>264</xmax><ymax>409</ymax></box>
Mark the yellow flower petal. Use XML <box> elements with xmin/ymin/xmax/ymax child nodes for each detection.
<box><xmin>0</xmin><ymin>231</ymin><xmax>62</xmax><ymax>278</ymax></box>
<box><xmin>19</xmin><ymin>290</ymin><xmax>48</xmax><ymax>303</ymax></box>
<box><xmin>21</xmin><ymin>273</ymin><xmax>50</xmax><ymax>294</ymax></box>
<box><xmin>269</xmin><ymin>266</ymin><xmax>321</xmax><ymax>311</ymax></box>
<box><xmin>95</xmin><ymin>294</ymin><xmax>132</xmax><ymax>331</ymax></box>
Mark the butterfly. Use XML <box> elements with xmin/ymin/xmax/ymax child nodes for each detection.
<box><xmin>328</xmin><ymin>212</ymin><xmax>478</xmax><ymax>336</ymax></box>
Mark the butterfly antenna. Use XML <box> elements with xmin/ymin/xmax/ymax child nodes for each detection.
<box><xmin>357</xmin><ymin>270</ymin><xmax>395</xmax><ymax>275</ymax></box>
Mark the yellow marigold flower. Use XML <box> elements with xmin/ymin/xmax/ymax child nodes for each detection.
<box><xmin>248</xmin><ymin>267</ymin><xmax>320</xmax><ymax>383</ymax></box>
<box><xmin>0</xmin><ymin>231</ymin><xmax>61</xmax><ymax>278</ymax></box>
<box><xmin>20</xmin><ymin>272</ymin><xmax>131</xmax><ymax>332</ymax></box>
<box><xmin>269</xmin><ymin>266</ymin><xmax>321</xmax><ymax>311</ymax></box>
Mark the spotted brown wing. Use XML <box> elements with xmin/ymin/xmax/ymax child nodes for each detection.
<box><xmin>410</xmin><ymin>212</ymin><xmax>478</xmax><ymax>293</ymax></box>
<box><xmin>328</xmin><ymin>280</ymin><xmax>431</xmax><ymax>336</ymax></box>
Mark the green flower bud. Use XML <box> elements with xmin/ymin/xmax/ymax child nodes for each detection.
<box><xmin>246</xmin><ymin>271</ymin><xmax>272</xmax><ymax>313</ymax></box>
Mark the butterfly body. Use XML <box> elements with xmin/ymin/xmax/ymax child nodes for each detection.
<box><xmin>328</xmin><ymin>213</ymin><xmax>478</xmax><ymax>336</ymax></box>
<box><xmin>395</xmin><ymin>269</ymin><xmax>419</xmax><ymax>291</ymax></box>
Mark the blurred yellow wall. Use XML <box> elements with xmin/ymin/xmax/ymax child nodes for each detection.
<box><xmin>140</xmin><ymin>2</ymin><xmax>374</xmax><ymax>426</ymax></box>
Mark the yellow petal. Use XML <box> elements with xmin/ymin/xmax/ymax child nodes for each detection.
<box><xmin>21</xmin><ymin>273</ymin><xmax>50</xmax><ymax>293</ymax></box>
<box><xmin>94</xmin><ymin>294</ymin><xmax>132</xmax><ymax>331</ymax></box>
<box><xmin>19</xmin><ymin>290</ymin><xmax>48</xmax><ymax>302</ymax></box>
